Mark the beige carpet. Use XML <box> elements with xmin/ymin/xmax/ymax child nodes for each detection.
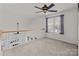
<box><xmin>2</xmin><ymin>38</ymin><xmax>78</xmax><ymax>56</ymax></box>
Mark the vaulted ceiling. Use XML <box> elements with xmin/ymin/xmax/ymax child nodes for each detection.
<box><xmin>0</xmin><ymin>3</ymin><xmax>77</xmax><ymax>20</ymax></box>
<box><xmin>0</xmin><ymin>3</ymin><xmax>77</xmax><ymax>30</ymax></box>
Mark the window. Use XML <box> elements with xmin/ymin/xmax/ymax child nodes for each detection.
<box><xmin>47</xmin><ymin>15</ymin><xmax>64</xmax><ymax>34</ymax></box>
<box><xmin>48</xmin><ymin>18</ymin><xmax>54</xmax><ymax>32</ymax></box>
<box><xmin>54</xmin><ymin>16</ymin><xmax>61</xmax><ymax>34</ymax></box>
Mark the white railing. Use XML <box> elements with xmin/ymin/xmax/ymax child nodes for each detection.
<box><xmin>1</xmin><ymin>33</ymin><xmax>26</xmax><ymax>50</ymax></box>
<box><xmin>0</xmin><ymin>32</ymin><xmax>38</xmax><ymax>56</ymax></box>
<box><xmin>1</xmin><ymin>32</ymin><xmax>37</xmax><ymax>50</ymax></box>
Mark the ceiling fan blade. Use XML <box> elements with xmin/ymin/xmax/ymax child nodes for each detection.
<box><xmin>34</xmin><ymin>6</ymin><xmax>42</xmax><ymax>10</ymax></box>
<box><xmin>48</xmin><ymin>3</ymin><xmax>55</xmax><ymax>9</ymax></box>
<box><xmin>36</xmin><ymin>11</ymin><xmax>43</xmax><ymax>13</ymax></box>
<box><xmin>48</xmin><ymin>10</ymin><xmax>57</xmax><ymax>12</ymax></box>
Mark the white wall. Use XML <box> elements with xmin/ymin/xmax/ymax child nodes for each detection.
<box><xmin>26</xmin><ymin>16</ymin><xmax>46</xmax><ymax>39</ymax></box>
<box><xmin>78</xmin><ymin>5</ymin><xmax>79</xmax><ymax>55</ymax></box>
<box><xmin>0</xmin><ymin>4</ymin><xmax>46</xmax><ymax>40</ymax></box>
<box><xmin>0</xmin><ymin>4</ymin><xmax>32</xmax><ymax>31</ymax></box>
<box><xmin>0</xmin><ymin>3</ymin><xmax>78</xmax><ymax>45</ymax></box>
<box><xmin>46</xmin><ymin>6</ymin><xmax>78</xmax><ymax>44</ymax></box>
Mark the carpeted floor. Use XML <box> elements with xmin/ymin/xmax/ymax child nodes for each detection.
<box><xmin>2</xmin><ymin>38</ymin><xmax>78</xmax><ymax>56</ymax></box>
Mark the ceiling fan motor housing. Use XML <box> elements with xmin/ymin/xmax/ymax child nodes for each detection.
<box><xmin>42</xmin><ymin>5</ymin><xmax>48</xmax><ymax>13</ymax></box>
<box><xmin>42</xmin><ymin>5</ymin><xmax>48</xmax><ymax>10</ymax></box>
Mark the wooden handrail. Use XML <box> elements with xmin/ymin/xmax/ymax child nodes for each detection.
<box><xmin>2</xmin><ymin>30</ymin><xmax>32</xmax><ymax>33</ymax></box>
<box><xmin>0</xmin><ymin>30</ymin><xmax>32</xmax><ymax>37</ymax></box>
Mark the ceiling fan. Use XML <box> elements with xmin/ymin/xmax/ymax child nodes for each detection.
<box><xmin>34</xmin><ymin>3</ymin><xmax>57</xmax><ymax>13</ymax></box>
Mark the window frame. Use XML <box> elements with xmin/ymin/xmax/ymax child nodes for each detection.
<box><xmin>46</xmin><ymin>14</ymin><xmax>64</xmax><ymax>34</ymax></box>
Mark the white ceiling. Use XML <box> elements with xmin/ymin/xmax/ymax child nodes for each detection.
<box><xmin>0</xmin><ymin>3</ymin><xmax>77</xmax><ymax>20</ymax></box>
<box><xmin>0</xmin><ymin>3</ymin><xmax>77</xmax><ymax>30</ymax></box>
